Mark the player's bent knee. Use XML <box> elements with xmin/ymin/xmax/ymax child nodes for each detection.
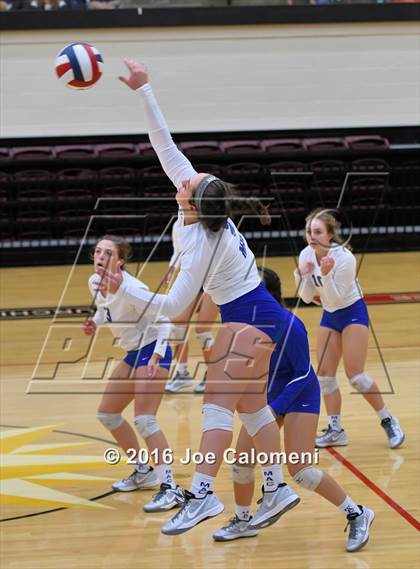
<box><xmin>202</xmin><ymin>403</ymin><xmax>234</xmax><ymax>433</ymax></box>
<box><xmin>232</xmin><ymin>464</ymin><xmax>255</xmax><ymax>484</ymax></box>
<box><xmin>318</xmin><ymin>375</ymin><xmax>338</xmax><ymax>395</ymax></box>
<box><xmin>239</xmin><ymin>406</ymin><xmax>275</xmax><ymax>437</ymax></box>
<box><xmin>134</xmin><ymin>415</ymin><xmax>160</xmax><ymax>439</ymax></box>
<box><xmin>349</xmin><ymin>373</ymin><xmax>373</xmax><ymax>393</ymax></box>
<box><xmin>293</xmin><ymin>466</ymin><xmax>323</xmax><ymax>491</ymax></box>
<box><xmin>96</xmin><ymin>412</ymin><xmax>124</xmax><ymax>431</ymax></box>
<box><xmin>195</xmin><ymin>330</ymin><xmax>214</xmax><ymax>351</ymax></box>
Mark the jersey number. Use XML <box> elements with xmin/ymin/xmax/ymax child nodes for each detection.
<box><xmin>224</xmin><ymin>221</ymin><xmax>247</xmax><ymax>258</ymax></box>
<box><xmin>311</xmin><ymin>275</ymin><xmax>323</xmax><ymax>287</ymax></box>
<box><xmin>105</xmin><ymin>308</ymin><xmax>112</xmax><ymax>322</ymax></box>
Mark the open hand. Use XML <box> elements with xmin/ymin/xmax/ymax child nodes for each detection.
<box><xmin>96</xmin><ymin>265</ymin><xmax>123</xmax><ymax>295</ymax></box>
<box><xmin>118</xmin><ymin>59</ymin><xmax>149</xmax><ymax>90</ymax></box>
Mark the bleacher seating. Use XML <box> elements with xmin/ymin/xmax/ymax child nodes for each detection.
<box><xmin>0</xmin><ymin>133</ymin><xmax>417</xmax><ymax>267</ymax></box>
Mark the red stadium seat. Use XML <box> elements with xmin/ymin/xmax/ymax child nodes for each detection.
<box><xmin>269</xmin><ymin>161</ymin><xmax>309</xmax><ymax>173</ymax></box>
<box><xmin>100</xmin><ymin>186</ymin><xmax>138</xmax><ymax>198</ymax></box>
<box><xmin>193</xmin><ymin>163</ymin><xmax>223</xmax><ymax>177</ymax></box>
<box><xmin>262</xmin><ymin>139</ymin><xmax>303</xmax><ymax>152</ymax></box>
<box><xmin>11</xmin><ymin>146</ymin><xmax>55</xmax><ymax>160</ymax></box>
<box><xmin>224</xmin><ymin>162</ymin><xmax>261</xmax><ymax>175</ymax></box>
<box><xmin>56</xmin><ymin>188</ymin><xmax>95</xmax><ymax>204</ymax></box>
<box><xmin>310</xmin><ymin>160</ymin><xmax>347</xmax><ymax>175</ymax></box>
<box><xmin>16</xmin><ymin>188</ymin><xmax>54</xmax><ymax>202</ymax></box>
<box><xmin>303</xmin><ymin>138</ymin><xmax>348</xmax><ymax>151</ymax></box>
<box><xmin>96</xmin><ymin>143</ymin><xmax>138</xmax><ymax>158</ymax></box>
<box><xmin>55</xmin><ymin>145</ymin><xmax>96</xmax><ymax>159</ymax></box>
<box><xmin>220</xmin><ymin>140</ymin><xmax>262</xmax><ymax>154</ymax></box>
<box><xmin>350</xmin><ymin>158</ymin><xmax>390</xmax><ymax>172</ymax></box>
<box><xmin>57</xmin><ymin>168</ymin><xmax>97</xmax><ymax>182</ymax></box>
<box><xmin>99</xmin><ymin>167</ymin><xmax>136</xmax><ymax>181</ymax></box>
<box><xmin>0</xmin><ymin>148</ymin><xmax>10</xmax><ymax>160</ymax></box>
<box><xmin>138</xmin><ymin>143</ymin><xmax>156</xmax><ymax>156</ymax></box>
<box><xmin>346</xmin><ymin>135</ymin><xmax>389</xmax><ymax>150</ymax></box>
<box><xmin>180</xmin><ymin>141</ymin><xmax>220</xmax><ymax>155</ymax></box>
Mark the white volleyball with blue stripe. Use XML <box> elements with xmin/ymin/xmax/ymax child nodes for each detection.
<box><xmin>55</xmin><ymin>43</ymin><xmax>103</xmax><ymax>90</ymax></box>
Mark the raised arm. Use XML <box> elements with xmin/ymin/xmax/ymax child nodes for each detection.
<box><xmin>88</xmin><ymin>275</ymin><xmax>107</xmax><ymax>326</ymax></box>
<box><xmin>119</xmin><ymin>59</ymin><xmax>197</xmax><ymax>189</ymax></box>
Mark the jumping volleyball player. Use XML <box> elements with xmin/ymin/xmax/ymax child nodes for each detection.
<box><xmin>83</xmin><ymin>235</ymin><xmax>183</xmax><ymax>512</ymax></box>
<box><xmin>213</xmin><ymin>266</ymin><xmax>374</xmax><ymax>553</ymax></box>
<box><xmin>99</xmin><ymin>59</ymin><xmax>300</xmax><ymax>536</ymax></box>
<box><xmin>163</xmin><ymin>222</ymin><xmax>219</xmax><ymax>394</ymax></box>
<box><xmin>295</xmin><ymin>209</ymin><xmax>404</xmax><ymax>448</ymax></box>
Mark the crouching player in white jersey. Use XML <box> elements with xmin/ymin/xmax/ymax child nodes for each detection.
<box><xmin>214</xmin><ymin>267</ymin><xmax>374</xmax><ymax>553</ymax></box>
<box><xmin>83</xmin><ymin>235</ymin><xmax>183</xmax><ymax>512</ymax></box>
<box><xmin>295</xmin><ymin>209</ymin><xmax>404</xmax><ymax>449</ymax></box>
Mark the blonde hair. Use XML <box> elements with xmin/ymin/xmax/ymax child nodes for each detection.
<box><xmin>305</xmin><ymin>208</ymin><xmax>351</xmax><ymax>250</ymax></box>
<box><xmin>92</xmin><ymin>234</ymin><xmax>132</xmax><ymax>269</ymax></box>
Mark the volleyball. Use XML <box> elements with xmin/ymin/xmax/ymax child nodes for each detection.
<box><xmin>55</xmin><ymin>43</ymin><xmax>103</xmax><ymax>90</ymax></box>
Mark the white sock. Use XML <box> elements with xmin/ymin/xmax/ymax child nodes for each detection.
<box><xmin>261</xmin><ymin>464</ymin><xmax>283</xmax><ymax>491</ymax></box>
<box><xmin>135</xmin><ymin>461</ymin><xmax>150</xmax><ymax>475</ymax></box>
<box><xmin>155</xmin><ymin>464</ymin><xmax>176</xmax><ymax>488</ymax></box>
<box><xmin>376</xmin><ymin>406</ymin><xmax>391</xmax><ymax>421</ymax></box>
<box><xmin>328</xmin><ymin>415</ymin><xmax>342</xmax><ymax>431</ymax></box>
<box><xmin>338</xmin><ymin>496</ymin><xmax>361</xmax><ymax>517</ymax></box>
<box><xmin>176</xmin><ymin>362</ymin><xmax>188</xmax><ymax>376</ymax></box>
<box><xmin>190</xmin><ymin>472</ymin><xmax>215</xmax><ymax>497</ymax></box>
<box><xmin>235</xmin><ymin>504</ymin><xmax>251</xmax><ymax>521</ymax></box>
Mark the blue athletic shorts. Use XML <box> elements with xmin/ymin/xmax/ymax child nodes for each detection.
<box><xmin>320</xmin><ymin>298</ymin><xmax>369</xmax><ymax>333</ymax></box>
<box><xmin>123</xmin><ymin>341</ymin><xmax>172</xmax><ymax>370</ymax></box>
<box><xmin>219</xmin><ymin>283</ymin><xmax>286</xmax><ymax>342</ymax></box>
<box><xmin>283</xmin><ymin>371</ymin><xmax>320</xmax><ymax>415</ymax></box>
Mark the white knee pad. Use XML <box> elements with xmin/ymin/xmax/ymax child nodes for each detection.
<box><xmin>349</xmin><ymin>373</ymin><xmax>373</xmax><ymax>393</ymax></box>
<box><xmin>232</xmin><ymin>464</ymin><xmax>255</xmax><ymax>484</ymax></box>
<box><xmin>96</xmin><ymin>412</ymin><xmax>124</xmax><ymax>431</ymax></box>
<box><xmin>318</xmin><ymin>375</ymin><xmax>338</xmax><ymax>395</ymax></box>
<box><xmin>170</xmin><ymin>324</ymin><xmax>188</xmax><ymax>341</ymax></box>
<box><xmin>195</xmin><ymin>330</ymin><xmax>215</xmax><ymax>351</ymax></box>
<box><xmin>239</xmin><ymin>406</ymin><xmax>275</xmax><ymax>437</ymax></box>
<box><xmin>202</xmin><ymin>403</ymin><xmax>234</xmax><ymax>433</ymax></box>
<box><xmin>134</xmin><ymin>415</ymin><xmax>160</xmax><ymax>439</ymax></box>
<box><xmin>293</xmin><ymin>466</ymin><xmax>323</xmax><ymax>491</ymax></box>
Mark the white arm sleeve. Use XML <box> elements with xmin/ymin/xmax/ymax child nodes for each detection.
<box><xmin>153</xmin><ymin>318</ymin><xmax>172</xmax><ymax>359</ymax></box>
<box><xmin>138</xmin><ymin>83</ymin><xmax>197</xmax><ymax>188</ymax></box>
<box><xmin>88</xmin><ymin>277</ymin><xmax>106</xmax><ymax>325</ymax></box>
<box><xmin>293</xmin><ymin>268</ymin><xmax>316</xmax><ymax>304</ymax></box>
<box><xmin>322</xmin><ymin>254</ymin><xmax>357</xmax><ymax>303</ymax></box>
<box><xmin>169</xmin><ymin>223</ymin><xmax>182</xmax><ymax>268</ymax></box>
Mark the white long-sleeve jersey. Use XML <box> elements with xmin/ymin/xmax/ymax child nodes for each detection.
<box><xmin>111</xmin><ymin>83</ymin><xmax>260</xmax><ymax>320</ymax></box>
<box><xmin>293</xmin><ymin>245</ymin><xmax>363</xmax><ymax>313</ymax></box>
<box><xmin>89</xmin><ymin>271</ymin><xmax>171</xmax><ymax>356</ymax></box>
